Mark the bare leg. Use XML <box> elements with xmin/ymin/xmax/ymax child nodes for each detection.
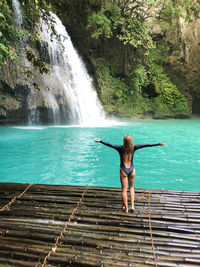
<box><xmin>120</xmin><ymin>169</ymin><xmax>128</xmax><ymax>213</ymax></box>
<box><xmin>128</xmin><ymin>168</ymin><xmax>135</xmax><ymax>212</ymax></box>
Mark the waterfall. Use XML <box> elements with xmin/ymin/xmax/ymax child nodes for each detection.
<box><xmin>12</xmin><ymin>0</ymin><xmax>23</xmax><ymax>27</ymax></box>
<box><xmin>29</xmin><ymin>12</ymin><xmax>106</xmax><ymax>125</ymax></box>
<box><xmin>12</xmin><ymin>0</ymin><xmax>25</xmax><ymax>51</ymax></box>
<box><xmin>11</xmin><ymin>0</ymin><xmax>106</xmax><ymax>125</ymax></box>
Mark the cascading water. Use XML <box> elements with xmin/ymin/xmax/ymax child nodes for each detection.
<box><xmin>36</xmin><ymin>12</ymin><xmax>106</xmax><ymax>125</ymax></box>
<box><xmin>12</xmin><ymin>0</ymin><xmax>26</xmax><ymax>51</ymax></box>
<box><xmin>12</xmin><ymin>0</ymin><xmax>23</xmax><ymax>27</ymax></box>
<box><xmin>12</xmin><ymin>0</ymin><xmax>106</xmax><ymax>125</ymax></box>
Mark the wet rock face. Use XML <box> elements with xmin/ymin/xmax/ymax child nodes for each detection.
<box><xmin>179</xmin><ymin>17</ymin><xmax>200</xmax><ymax>113</ymax></box>
<box><xmin>0</xmin><ymin>43</ymin><xmax>72</xmax><ymax>124</ymax></box>
<box><xmin>179</xmin><ymin>17</ymin><xmax>200</xmax><ymax>67</ymax></box>
<box><xmin>166</xmin><ymin>16</ymin><xmax>200</xmax><ymax>113</ymax></box>
<box><xmin>0</xmin><ymin>81</ymin><xmax>29</xmax><ymax>124</ymax></box>
<box><xmin>1</xmin><ymin>6</ymin><xmax>200</xmax><ymax>123</ymax></box>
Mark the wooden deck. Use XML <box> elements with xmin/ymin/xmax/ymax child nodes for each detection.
<box><xmin>0</xmin><ymin>183</ymin><xmax>200</xmax><ymax>267</ymax></box>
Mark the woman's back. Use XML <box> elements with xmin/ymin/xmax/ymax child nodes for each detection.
<box><xmin>123</xmin><ymin>152</ymin><xmax>133</xmax><ymax>168</ymax></box>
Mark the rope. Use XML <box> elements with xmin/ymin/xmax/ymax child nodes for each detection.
<box><xmin>136</xmin><ymin>188</ymin><xmax>157</xmax><ymax>266</ymax></box>
<box><xmin>1</xmin><ymin>182</ymin><xmax>156</xmax><ymax>265</ymax></box>
<box><xmin>0</xmin><ymin>183</ymin><xmax>33</xmax><ymax>212</ymax></box>
<box><xmin>147</xmin><ymin>189</ymin><xmax>157</xmax><ymax>267</ymax></box>
<box><xmin>137</xmin><ymin>189</ymin><xmax>149</xmax><ymax>199</ymax></box>
<box><xmin>41</xmin><ymin>184</ymin><xmax>89</xmax><ymax>267</ymax></box>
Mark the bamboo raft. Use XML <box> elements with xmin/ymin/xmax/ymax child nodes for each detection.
<box><xmin>0</xmin><ymin>183</ymin><xmax>200</xmax><ymax>267</ymax></box>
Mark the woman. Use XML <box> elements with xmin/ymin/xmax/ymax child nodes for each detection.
<box><xmin>94</xmin><ymin>135</ymin><xmax>165</xmax><ymax>213</ymax></box>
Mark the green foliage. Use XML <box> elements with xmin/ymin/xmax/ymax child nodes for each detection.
<box><xmin>129</xmin><ymin>63</ymin><xmax>150</xmax><ymax>93</ymax></box>
<box><xmin>0</xmin><ymin>0</ymin><xmax>55</xmax><ymax>92</ymax></box>
<box><xmin>149</xmin><ymin>46</ymin><xmax>191</xmax><ymax>116</ymax></box>
<box><xmin>159</xmin><ymin>0</ymin><xmax>200</xmax><ymax>24</ymax></box>
<box><xmin>118</xmin><ymin>17</ymin><xmax>153</xmax><ymax>50</ymax></box>
<box><xmin>173</xmin><ymin>0</ymin><xmax>200</xmax><ymax>21</ymax></box>
<box><xmin>55</xmin><ymin>0</ymin><xmax>193</xmax><ymax>118</ymax></box>
<box><xmin>0</xmin><ymin>0</ymin><xmax>51</xmax><ymax>65</ymax></box>
<box><xmin>95</xmin><ymin>59</ymin><xmax>154</xmax><ymax>116</ymax></box>
<box><xmin>87</xmin><ymin>3</ymin><xmax>122</xmax><ymax>39</ymax></box>
<box><xmin>0</xmin><ymin>43</ymin><xmax>17</xmax><ymax>61</ymax></box>
<box><xmin>96</xmin><ymin>63</ymin><xmax>127</xmax><ymax>103</ymax></box>
<box><xmin>87</xmin><ymin>11</ymin><xmax>112</xmax><ymax>39</ymax></box>
<box><xmin>0</xmin><ymin>0</ymin><xmax>20</xmax><ymax>65</ymax></box>
<box><xmin>146</xmin><ymin>39</ymin><xmax>191</xmax><ymax>116</ymax></box>
<box><xmin>0</xmin><ymin>0</ymin><xmax>195</xmax><ymax>117</ymax></box>
<box><xmin>87</xmin><ymin>0</ymin><xmax>157</xmax><ymax>53</ymax></box>
<box><xmin>26</xmin><ymin>49</ymin><xmax>51</xmax><ymax>74</ymax></box>
<box><xmin>96</xmin><ymin>60</ymin><xmax>129</xmax><ymax>106</ymax></box>
<box><xmin>21</xmin><ymin>0</ymin><xmax>51</xmax><ymax>29</ymax></box>
<box><xmin>149</xmin><ymin>39</ymin><xmax>169</xmax><ymax>65</ymax></box>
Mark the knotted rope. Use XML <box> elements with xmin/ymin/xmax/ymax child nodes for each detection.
<box><xmin>147</xmin><ymin>189</ymin><xmax>157</xmax><ymax>267</ymax></box>
<box><xmin>0</xmin><ymin>183</ymin><xmax>33</xmax><ymax>212</ymax></box>
<box><xmin>136</xmin><ymin>188</ymin><xmax>157</xmax><ymax>266</ymax></box>
<box><xmin>41</xmin><ymin>184</ymin><xmax>89</xmax><ymax>267</ymax></box>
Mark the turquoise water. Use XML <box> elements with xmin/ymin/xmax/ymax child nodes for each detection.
<box><xmin>0</xmin><ymin>120</ymin><xmax>200</xmax><ymax>191</ymax></box>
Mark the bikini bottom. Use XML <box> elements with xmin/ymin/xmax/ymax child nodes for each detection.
<box><xmin>120</xmin><ymin>164</ymin><xmax>134</xmax><ymax>176</ymax></box>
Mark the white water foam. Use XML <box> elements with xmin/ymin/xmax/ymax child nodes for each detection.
<box><xmin>28</xmin><ymin>12</ymin><xmax>108</xmax><ymax>126</ymax></box>
<box><xmin>13</xmin><ymin>126</ymin><xmax>46</xmax><ymax>130</ymax></box>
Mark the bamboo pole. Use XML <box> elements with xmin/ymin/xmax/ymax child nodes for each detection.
<box><xmin>1</xmin><ymin>183</ymin><xmax>200</xmax><ymax>266</ymax></box>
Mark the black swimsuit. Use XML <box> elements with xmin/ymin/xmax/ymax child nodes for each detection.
<box><xmin>100</xmin><ymin>141</ymin><xmax>160</xmax><ymax>176</ymax></box>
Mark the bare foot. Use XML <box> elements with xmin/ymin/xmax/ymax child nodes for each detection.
<box><xmin>124</xmin><ymin>208</ymin><xmax>128</xmax><ymax>213</ymax></box>
<box><xmin>130</xmin><ymin>208</ymin><xmax>134</xmax><ymax>213</ymax></box>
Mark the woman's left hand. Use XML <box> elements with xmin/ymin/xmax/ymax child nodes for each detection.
<box><xmin>158</xmin><ymin>142</ymin><xmax>166</xmax><ymax>146</ymax></box>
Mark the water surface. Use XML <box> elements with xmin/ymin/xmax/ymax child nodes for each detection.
<box><xmin>0</xmin><ymin>120</ymin><xmax>200</xmax><ymax>191</ymax></box>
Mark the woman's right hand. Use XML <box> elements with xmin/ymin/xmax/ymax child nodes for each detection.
<box><xmin>94</xmin><ymin>138</ymin><xmax>101</xmax><ymax>142</ymax></box>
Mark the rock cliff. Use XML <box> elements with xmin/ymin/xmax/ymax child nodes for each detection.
<box><xmin>0</xmin><ymin>2</ymin><xmax>200</xmax><ymax>123</ymax></box>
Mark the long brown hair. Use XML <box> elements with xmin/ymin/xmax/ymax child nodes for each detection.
<box><xmin>123</xmin><ymin>134</ymin><xmax>134</xmax><ymax>154</ymax></box>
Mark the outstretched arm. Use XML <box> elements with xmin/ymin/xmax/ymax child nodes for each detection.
<box><xmin>135</xmin><ymin>142</ymin><xmax>166</xmax><ymax>151</ymax></box>
<box><xmin>94</xmin><ymin>138</ymin><xmax>121</xmax><ymax>151</ymax></box>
